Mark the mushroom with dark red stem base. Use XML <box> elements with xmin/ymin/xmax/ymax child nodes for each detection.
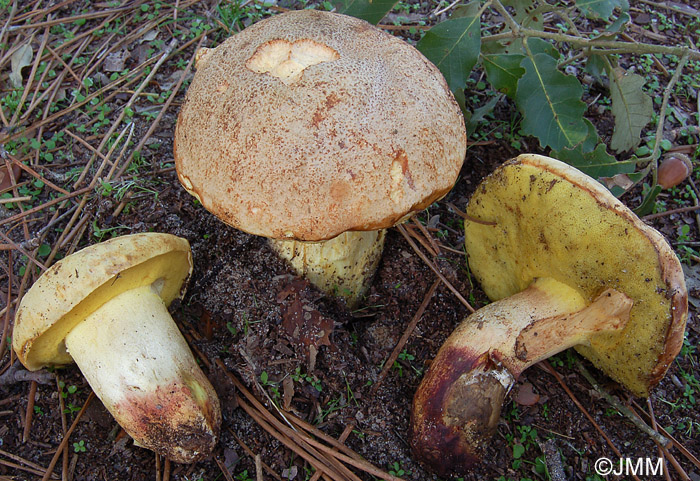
<box><xmin>410</xmin><ymin>154</ymin><xmax>688</xmax><ymax>476</ymax></box>
<box><xmin>12</xmin><ymin>233</ymin><xmax>221</xmax><ymax>463</ymax></box>
<box><xmin>174</xmin><ymin>9</ymin><xmax>466</xmax><ymax>307</ymax></box>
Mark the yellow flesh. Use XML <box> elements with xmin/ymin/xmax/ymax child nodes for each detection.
<box><xmin>269</xmin><ymin>229</ymin><xmax>385</xmax><ymax>307</ymax></box>
<box><xmin>465</xmin><ymin>157</ymin><xmax>683</xmax><ymax>396</ymax></box>
<box><xmin>13</xmin><ymin>233</ymin><xmax>191</xmax><ymax>371</ymax></box>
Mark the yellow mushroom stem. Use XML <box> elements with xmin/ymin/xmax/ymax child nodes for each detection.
<box><xmin>64</xmin><ymin>284</ymin><xmax>220</xmax><ymax>464</ymax></box>
<box><xmin>268</xmin><ymin>229</ymin><xmax>385</xmax><ymax>307</ymax></box>
<box><xmin>410</xmin><ymin>277</ymin><xmax>633</xmax><ymax>476</ymax></box>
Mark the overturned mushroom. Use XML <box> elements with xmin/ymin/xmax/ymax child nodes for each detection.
<box><xmin>411</xmin><ymin>154</ymin><xmax>687</xmax><ymax>475</ymax></box>
<box><xmin>174</xmin><ymin>10</ymin><xmax>466</xmax><ymax>307</ymax></box>
<box><xmin>12</xmin><ymin>233</ymin><xmax>221</xmax><ymax>463</ymax></box>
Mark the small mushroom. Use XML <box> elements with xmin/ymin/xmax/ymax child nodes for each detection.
<box><xmin>410</xmin><ymin>154</ymin><xmax>688</xmax><ymax>475</ymax></box>
<box><xmin>174</xmin><ymin>10</ymin><xmax>466</xmax><ymax>307</ymax></box>
<box><xmin>12</xmin><ymin>233</ymin><xmax>221</xmax><ymax>463</ymax></box>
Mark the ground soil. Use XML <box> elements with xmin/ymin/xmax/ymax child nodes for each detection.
<box><xmin>0</xmin><ymin>1</ymin><xmax>698</xmax><ymax>481</ymax></box>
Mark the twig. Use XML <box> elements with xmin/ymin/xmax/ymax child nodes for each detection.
<box><xmin>482</xmin><ymin>8</ymin><xmax>700</xmax><ymax>61</ymax></box>
<box><xmin>0</xmin><ymin>250</ymin><xmax>12</xmax><ymax>358</ymax></box>
<box><xmin>397</xmin><ymin>224</ymin><xmax>475</xmax><ymax>313</ymax></box>
<box><xmin>445</xmin><ymin>201</ymin><xmax>497</xmax><ymax>226</ymax></box>
<box><xmin>57</xmin><ymin>377</ymin><xmax>69</xmax><ymax>481</ymax></box>
<box><xmin>636</xmin><ymin>0</ymin><xmax>700</xmax><ymax>19</ymax></box>
<box><xmin>0</xmin><ymin>448</ymin><xmax>59</xmax><ymax>479</ymax></box>
<box><xmin>539</xmin><ymin>361</ymin><xmax>641</xmax><ymax>480</ymax></box>
<box><xmin>8</xmin><ymin>6</ymin><xmax>134</xmax><ymax>31</ymax></box>
<box><xmin>631</xmin><ymin>399</ymin><xmax>700</xmax><ymax>470</ymax></box>
<box><xmin>432</xmin><ymin>0</ymin><xmax>462</xmax><ymax>18</ymax></box>
<box><xmin>309</xmin><ymin>424</ymin><xmax>355</xmax><ymax>481</ymax></box>
<box><xmin>0</xmin><ymin>230</ymin><xmax>47</xmax><ymax>273</ymax></box>
<box><xmin>0</xmin><ymin>362</ymin><xmax>53</xmax><ymax>386</ymax></box>
<box><xmin>235</xmin><ymin>395</ymin><xmax>354</xmax><ymax>481</ymax></box>
<box><xmin>646</xmin><ymin>399</ymin><xmax>675</xmax><ymax>481</ymax></box>
<box><xmin>643</xmin><ymin>204</ymin><xmax>700</xmax><ymax>220</ymax></box>
<box><xmin>163</xmin><ymin>458</ymin><xmax>170</xmax><ymax>481</ymax></box>
<box><xmin>115</xmin><ymin>32</ymin><xmax>205</xmax><ymax>178</ymax></box>
<box><xmin>22</xmin><ymin>380</ymin><xmax>37</xmax><ymax>443</ymax></box>
<box><xmin>577</xmin><ymin>363</ymin><xmax>670</xmax><ymax>447</ymax></box>
<box><xmin>228</xmin><ymin>428</ymin><xmax>283</xmax><ymax>481</ymax></box>
<box><xmin>217</xmin><ymin>359</ymin><xmax>403</xmax><ymax>481</ymax></box>
<box><xmin>40</xmin><ymin>392</ymin><xmax>94</xmax><ymax>481</ymax></box>
<box><xmin>0</xmin><ymin>186</ymin><xmax>92</xmax><ymax>228</ymax></box>
<box><xmin>0</xmin><ymin>456</ymin><xmax>59</xmax><ymax>479</ymax></box>
<box><xmin>373</xmin><ymin>279</ymin><xmax>440</xmax><ymax>391</ymax></box>
<box><xmin>637</xmin><ymin>53</ymin><xmax>690</xmax><ymax>175</ymax></box>
<box><xmin>402</xmin><ymin>224</ymin><xmax>437</xmax><ymax>257</ymax></box>
<box><xmin>412</xmin><ymin>217</ymin><xmax>440</xmax><ymax>255</ymax></box>
<box><xmin>8</xmin><ymin>155</ymin><xmax>70</xmax><ymax>195</ymax></box>
<box><xmin>214</xmin><ymin>455</ymin><xmax>235</xmax><ymax>481</ymax></box>
<box><xmin>255</xmin><ymin>454</ymin><xmax>263</xmax><ymax>481</ymax></box>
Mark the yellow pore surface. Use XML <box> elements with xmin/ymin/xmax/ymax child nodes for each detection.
<box><xmin>464</xmin><ymin>155</ymin><xmax>686</xmax><ymax>397</ymax></box>
<box><xmin>13</xmin><ymin>233</ymin><xmax>192</xmax><ymax>371</ymax></box>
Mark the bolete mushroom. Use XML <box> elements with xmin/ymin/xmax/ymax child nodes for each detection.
<box><xmin>410</xmin><ymin>154</ymin><xmax>688</xmax><ymax>475</ymax></box>
<box><xmin>12</xmin><ymin>233</ymin><xmax>221</xmax><ymax>463</ymax></box>
<box><xmin>174</xmin><ymin>9</ymin><xmax>466</xmax><ymax>307</ymax></box>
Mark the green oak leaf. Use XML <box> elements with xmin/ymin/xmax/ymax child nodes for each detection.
<box><xmin>552</xmin><ymin>143</ymin><xmax>635</xmax><ymax>180</ymax></box>
<box><xmin>609</xmin><ymin>68</ymin><xmax>653</xmax><ymax>153</ymax></box>
<box><xmin>483</xmin><ymin>54</ymin><xmax>525</xmax><ymax>98</ymax></box>
<box><xmin>516</xmin><ymin>51</ymin><xmax>589</xmax><ymax>151</ymax></box>
<box><xmin>527</xmin><ymin>37</ymin><xmax>560</xmax><ymax>59</ymax></box>
<box><xmin>417</xmin><ymin>2</ymin><xmax>481</xmax><ymax>93</ymax></box>
<box><xmin>585</xmin><ymin>53</ymin><xmax>607</xmax><ymax>81</ymax></box>
<box><xmin>575</xmin><ymin>0</ymin><xmax>629</xmax><ymax>20</ymax></box>
<box><xmin>335</xmin><ymin>0</ymin><xmax>398</xmax><ymax>24</ymax></box>
<box><xmin>465</xmin><ymin>94</ymin><xmax>502</xmax><ymax>136</ymax></box>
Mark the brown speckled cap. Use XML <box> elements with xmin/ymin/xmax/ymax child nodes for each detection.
<box><xmin>174</xmin><ymin>9</ymin><xmax>466</xmax><ymax>241</ymax></box>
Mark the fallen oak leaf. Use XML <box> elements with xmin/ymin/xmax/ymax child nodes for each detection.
<box><xmin>0</xmin><ymin>163</ymin><xmax>21</xmax><ymax>191</ymax></box>
<box><xmin>10</xmin><ymin>42</ymin><xmax>33</xmax><ymax>88</ymax></box>
<box><xmin>277</xmin><ymin>278</ymin><xmax>334</xmax><ymax>352</ymax></box>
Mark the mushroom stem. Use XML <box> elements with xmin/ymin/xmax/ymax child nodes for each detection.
<box><xmin>64</xmin><ymin>284</ymin><xmax>220</xmax><ymax>464</ymax></box>
<box><xmin>410</xmin><ymin>277</ymin><xmax>633</xmax><ymax>475</ymax></box>
<box><xmin>269</xmin><ymin>229</ymin><xmax>385</xmax><ymax>307</ymax></box>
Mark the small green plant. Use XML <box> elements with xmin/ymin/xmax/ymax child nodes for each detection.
<box><xmin>235</xmin><ymin>470</ymin><xmax>253</xmax><ymax>481</ymax></box>
<box><xmin>33</xmin><ymin>405</ymin><xmax>44</xmax><ymax>416</ymax></box>
<box><xmin>680</xmin><ymin>334</ymin><xmax>697</xmax><ymax>359</ymax></box>
<box><xmin>260</xmin><ymin>371</ymin><xmax>281</xmax><ymax>405</ymax></box>
<box><xmin>676</xmin><ymin>224</ymin><xmax>699</xmax><ymax>264</ymax></box>
<box><xmin>387</xmin><ymin>461</ymin><xmax>411</xmax><ymax>477</ymax></box>
<box><xmin>315</xmin><ymin>396</ymin><xmax>344</xmax><ymax>425</ymax></box>
<box><xmin>291</xmin><ymin>367</ymin><xmax>323</xmax><ymax>392</ymax></box>
<box><xmin>91</xmin><ymin>220</ymin><xmax>129</xmax><ymax>241</ymax></box>
<box><xmin>392</xmin><ymin>349</ymin><xmax>423</xmax><ymax>378</ymax></box>
<box><xmin>226</xmin><ymin>321</ymin><xmax>238</xmax><ymax>336</ymax></box>
<box><xmin>73</xmin><ymin>440</ymin><xmax>86</xmax><ymax>453</ymax></box>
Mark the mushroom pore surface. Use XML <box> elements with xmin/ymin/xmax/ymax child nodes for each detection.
<box><xmin>464</xmin><ymin>154</ymin><xmax>687</xmax><ymax>396</ymax></box>
<box><xmin>13</xmin><ymin>233</ymin><xmax>192</xmax><ymax>370</ymax></box>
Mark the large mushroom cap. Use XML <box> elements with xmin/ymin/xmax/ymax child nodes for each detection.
<box><xmin>464</xmin><ymin>154</ymin><xmax>688</xmax><ymax>396</ymax></box>
<box><xmin>175</xmin><ymin>9</ymin><xmax>466</xmax><ymax>241</ymax></box>
<box><xmin>13</xmin><ymin>232</ymin><xmax>192</xmax><ymax>371</ymax></box>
